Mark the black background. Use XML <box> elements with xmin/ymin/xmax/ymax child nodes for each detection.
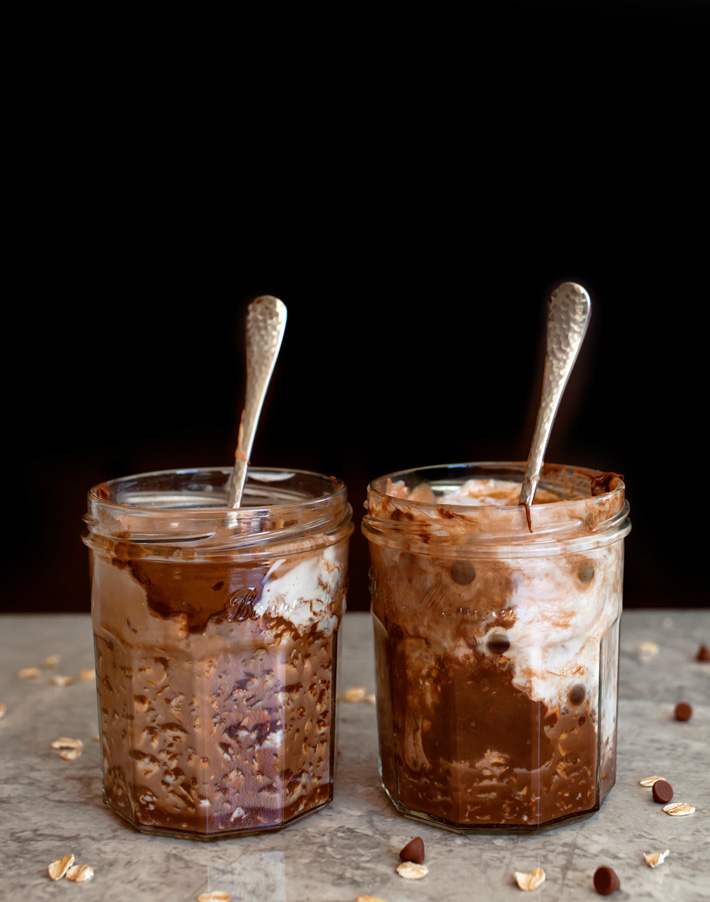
<box><xmin>2</xmin><ymin>1</ymin><xmax>708</xmax><ymax>616</ymax></box>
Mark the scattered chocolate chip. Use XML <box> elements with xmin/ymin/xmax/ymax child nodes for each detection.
<box><xmin>568</xmin><ymin>684</ymin><xmax>586</xmax><ymax>705</ymax></box>
<box><xmin>488</xmin><ymin>635</ymin><xmax>510</xmax><ymax>655</ymax></box>
<box><xmin>577</xmin><ymin>564</ymin><xmax>595</xmax><ymax>583</ymax></box>
<box><xmin>593</xmin><ymin>866</ymin><xmax>620</xmax><ymax>895</ymax></box>
<box><xmin>652</xmin><ymin>780</ymin><xmax>674</xmax><ymax>804</ymax></box>
<box><xmin>696</xmin><ymin>644</ymin><xmax>710</xmax><ymax>663</ymax></box>
<box><xmin>399</xmin><ymin>836</ymin><xmax>425</xmax><ymax>864</ymax></box>
<box><xmin>674</xmin><ymin>702</ymin><xmax>693</xmax><ymax>722</ymax></box>
<box><xmin>450</xmin><ymin>560</ymin><xmax>476</xmax><ymax>585</ymax></box>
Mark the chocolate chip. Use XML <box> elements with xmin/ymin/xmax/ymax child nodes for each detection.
<box><xmin>568</xmin><ymin>683</ymin><xmax>586</xmax><ymax>705</ymax></box>
<box><xmin>652</xmin><ymin>779</ymin><xmax>674</xmax><ymax>804</ymax></box>
<box><xmin>450</xmin><ymin>560</ymin><xmax>476</xmax><ymax>585</ymax></box>
<box><xmin>696</xmin><ymin>644</ymin><xmax>710</xmax><ymax>663</ymax></box>
<box><xmin>399</xmin><ymin>836</ymin><xmax>425</xmax><ymax>864</ymax></box>
<box><xmin>577</xmin><ymin>564</ymin><xmax>595</xmax><ymax>583</ymax></box>
<box><xmin>488</xmin><ymin>635</ymin><xmax>510</xmax><ymax>655</ymax></box>
<box><xmin>674</xmin><ymin>702</ymin><xmax>693</xmax><ymax>722</ymax></box>
<box><xmin>593</xmin><ymin>866</ymin><xmax>620</xmax><ymax>895</ymax></box>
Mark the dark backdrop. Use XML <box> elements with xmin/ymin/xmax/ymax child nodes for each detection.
<box><xmin>2</xmin><ymin>0</ymin><xmax>708</xmax><ymax>616</ymax></box>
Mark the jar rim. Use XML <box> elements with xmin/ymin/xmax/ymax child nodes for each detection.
<box><xmin>363</xmin><ymin>461</ymin><xmax>630</xmax><ymax>554</ymax></box>
<box><xmin>88</xmin><ymin>466</ymin><xmax>348</xmax><ymax>516</ymax></box>
<box><xmin>83</xmin><ymin>466</ymin><xmax>353</xmax><ymax>561</ymax></box>
<box><xmin>367</xmin><ymin>460</ymin><xmax>624</xmax><ymax>508</ymax></box>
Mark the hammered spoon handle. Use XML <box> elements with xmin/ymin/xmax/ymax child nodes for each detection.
<box><xmin>519</xmin><ymin>282</ymin><xmax>591</xmax><ymax>513</ymax></box>
<box><xmin>229</xmin><ymin>295</ymin><xmax>287</xmax><ymax>508</ymax></box>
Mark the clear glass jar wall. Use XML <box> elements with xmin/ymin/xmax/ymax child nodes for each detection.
<box><xmin>362</xmin><ymin>462</ymin><xmax>631</xmax><ymax>833</ymax></box>
<box><xmin>83</xmin><ymin>467</ymin><xmax>353</xmax><ymax>839</ymax></box>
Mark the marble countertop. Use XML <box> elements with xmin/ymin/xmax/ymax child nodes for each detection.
<box><xmin>1</xmin><ymin>610</ymin><xmax>708</xmax><ymax>901</ymax></box>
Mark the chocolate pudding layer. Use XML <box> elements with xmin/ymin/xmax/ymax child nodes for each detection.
<box><xmin>84</xmin><ymin>467</ymin><xmax>352</xmax><ymax>839</ymax></box>
<box><xmin>363</xmin><ymin>462</ymin><xmax>630</xmax><ymax>833</ymax></box>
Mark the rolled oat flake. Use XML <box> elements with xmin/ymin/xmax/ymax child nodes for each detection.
<box><xmin>663</xmin><ymin>802</ymin><xmax>696</xmax><ymax>816</ymax></box>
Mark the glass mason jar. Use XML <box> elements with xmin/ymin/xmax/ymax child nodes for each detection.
<box><xmin>82</xmin><ymin>467</ymin><xmax>353</xmax><ymax>840</ymax></box>
<box><xmin>362</xmin><ymin>462</ymin><xmax>631</xmax><ymax>833</ymax></box>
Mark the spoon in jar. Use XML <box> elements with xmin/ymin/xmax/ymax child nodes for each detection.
<box><xmin>228</xmin><ymin>295</ymin><xmax>288</xmax><ymax>508</ymax></box>
<box><xmin>519</xmin><ymin>281</ymin><xmax>591</xmax><ymax>527</ymax></box>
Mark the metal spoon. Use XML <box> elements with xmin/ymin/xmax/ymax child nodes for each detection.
<box><xmin>519</xmin><ymin>281</ymin><xmax>591</xmax><ymax>524</ymax></box>
<box><xmin>228</xmin><ymin>295</ymin><xmax>288</xmax><ymax>508</ymax></box>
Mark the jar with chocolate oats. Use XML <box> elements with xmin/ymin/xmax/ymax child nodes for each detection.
<box><xmin>83</xmin><ymin>467</ymin><xmax>353</xmax><ymax>839</ymax></box>
<box><xmin>362</xmin><ymin>462</ymin><xmax>631</xmax><ymax>833</ymax></box>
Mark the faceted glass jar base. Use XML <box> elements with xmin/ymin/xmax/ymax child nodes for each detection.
<box><xmin>382</xmin><ymin>783</ymin><xmax>611</xmax><ymax>835</ymax></box>
<box><xmin>95</xmin><ymin>625</ymin><xmax>339</xmax><ymax>840</ymax></box>
<box><xmin>103</xmin><ymin>792</ymin><xmax>333</xmax><ymax>841</ymax></box>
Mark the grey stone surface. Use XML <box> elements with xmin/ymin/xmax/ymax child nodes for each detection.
<box><xmin>0</xmin><ymin>610</ymin><xmax>708</xmax><ymax>900</ymax></box>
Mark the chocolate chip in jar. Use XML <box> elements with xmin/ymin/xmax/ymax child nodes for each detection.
<box><xmin>674</xmin><ymin>702</ymin><xmax>693</xmax><ymax>721</ymax></box>
<box><xmin>577</xmin><ymin>563</ymin><xmax>595</xmax><ymax>583</ymax></box>
<box><xmin>568</xmin><ymin>683</ymin><xmax>586</xmax><ymax>706</ymax></box>
<box><xmin>450</xmin><ymin>560</ymin><xmax>476</xmax><ymax>585</ymax></box>
<box><xmin>487</xmin><ymin>634</ymin><xmax>510</xmax><ymax>655</ymax></box>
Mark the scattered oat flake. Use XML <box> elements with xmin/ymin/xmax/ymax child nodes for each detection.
<box><xmin>48</xmin><ymin>854</ymin><xmax>75</xmax><ymax>880</ymax></box>
<box><xmin>66</xmin><ymin>864</ymin><xmax>94</xmax><ymax>882</ymax></box>
<box><xmin>50</xmin><ymin>675</ymin><xmax>74</xmax><ymax>686</ymax></box>
<box><xmin>44</xmin><ymin>654</ymin><xmax>61</xmax><ymax>667</ymax></box>
<box><xmin>344</xmin><ymin>686</ymin><xmax>367</xmax><ymax>702</ymax></box>
<box><xmin>93</xmin><ymin>734</ymin><xmax>100</xmax><ymax>741</ymax></box>
<box><xmin>60</xmin><ymin>748</ymin><xmax>82</xmax><ymax>761</ymax></box>
<box><xmin>663</xmin><ymin>802</ymin><xmax>696</xmax><ymax>816</ymax></box>
<box><xmin>639</xmin><ymin>775</ymin><xmax>666</xmax><ymax>786</ymax></box>
<box><xmin>396</xmin><ymin>862</ymin><xmax>428</xmax><ymax>880</ymax></box>
<box><xmin>51</xmin><ymin>737</ymin><xmax>84</xmax><ymax>750</ymax></box>
<box><xmin>514</xmin><ymin>868</ymin><xmax>546</xmax><ymax>891</ymax></box>
<box><xmin>644</xmin><ymin>849</ymin><xmax>670</xmax><ymax>868</ymax></box>
<box><xmin>0</xmin><ymin>704</ymin><xmax>6</xmax><ymax>719</ymax></box>
<box><xmin>197</xmin><ymin>893</ymin><xmax>230</xmax><ymax>902</ymax></box>
<box><xmin>636</xmin><ymin>641</ymin><xmax>660</xmax><ymax>656</ymax></box>
<box><xmin>78</xmin><ymin>668</ymin><xmax>96</xmax><ymax>681</ymax></box>
<box><xmin>356</xmin><ymin>896</ymin><xmax>390</xmax><ymax>902</ymax></box>
<box><xmin>18</xmin><ymin>667</ymin><xmax>41</xmax><ymax>679</ymax></box>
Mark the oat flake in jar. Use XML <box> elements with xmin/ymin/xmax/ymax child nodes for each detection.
<box><xmin>362</xmin><ymin>461</ymin><xmax>631</xmax><ymax>833</ymax></box>
<box><xmin>83</xmin><ymin>466</ymin><xmax>353</xmax><ymax>839</ymax></box>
